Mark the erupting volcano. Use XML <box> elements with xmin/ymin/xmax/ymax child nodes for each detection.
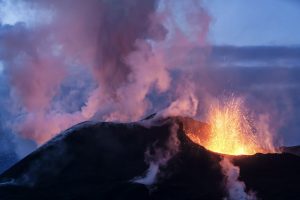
<box><xmin>186</xmin><ymin>97</ymin><xmax>277</xmax><ymax>156</ymax></box>
<box><xmin>0</xmin><ymin>115</ymin><xmax>300</xmax><ymax>200</ymax></box>
<box><xmin>0</xmin><ymin>0</ymin><xmax>300</xmax><ymax>199</ymax></box>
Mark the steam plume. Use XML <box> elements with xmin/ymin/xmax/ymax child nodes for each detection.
<box><xmin>0</xmin><ymin>0</ymin><xmax>210</xmax><ymax>146</ymax></box>
<box><xmin>220</xmin><ymin>157</ymin><xmax>257</xmax><ymax>200</ymax></box>
<box><xmin>133</xmin><ymin>122</ymin><xmax>179</xmax><ymax>186</ymax></box>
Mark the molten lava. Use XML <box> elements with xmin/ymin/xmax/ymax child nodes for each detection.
<box><xmin>186</xmin><ymin>97</ymin><xmax>276</xmax><ymax>155</ymax></box>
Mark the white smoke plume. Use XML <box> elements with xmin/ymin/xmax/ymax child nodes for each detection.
<box><xmin>133</xmin><ymin>122</ymin><xmax>179</xmax><ymax>186</ymax></box>
<box><xmin>160</xmin><ymin>91</ymin><xmax>198</xmax><ymax>119</ymax></box>
<box><xmin>220</xmin><ymin>157</ymin><xmax>257</xmax><ymax>200</ymax></box>
<box><xmin>0</xmin><ymin>0</ymin><xmax>210</xmax><ymax>147</ymax></box>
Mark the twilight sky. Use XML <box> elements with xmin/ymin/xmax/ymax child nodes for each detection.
<box><xmin>1</xmin><ymin>0</ymin><xmax>300</xmax><ymax>46</ymax></box>
<box><xmin>204</xmin><ymin>0</ymin><xmax>300</xmax><ymax>46</ymax></box>
<box><xmin>203</xmin><ymin>0</ymin><xmax>300</xmax><ymax>148</ymax></box>
<box><xmin>0</xmin><ymin>0</ymin><xmax>300</xmax><ymax>173</ymax></box>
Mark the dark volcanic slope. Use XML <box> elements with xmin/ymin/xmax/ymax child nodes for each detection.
<box><xmin>281</xmin><ymin>145</ymin><xmax>300</xmax><ymax>156</ymax></box>
<box><xmin>234</xmin><ymin>153</ymin><xmax>300</xmax><ymax>200</ymax></box>
<box><xmin>0</xmin><ymin>117</ymin><xmax>300</xmax><ymax>200</ymax></box>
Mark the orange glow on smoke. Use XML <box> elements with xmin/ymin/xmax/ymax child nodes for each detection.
<box><xmin>186</xmin><ymin>97</ymin><xmax>276</xmax><ymax>155</ymax></box>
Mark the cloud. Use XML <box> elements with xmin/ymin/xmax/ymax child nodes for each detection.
<box><xmin>0</xmin><ymin>76</ymin><xmax>36</xmax><ymax>173</ymax></box>
<box><xmin>210</xmin><ymin>46</ymin><xmax>300</xmax><ymax>67</ymax></box>
<box><xmin>0</xmin><ymin>61</ymin><xmax>3</xmax><ymax>73</ymax></box>
<box><xmin>0</xmin><ymin>0</ymin><xmax>53</xmax><ymax>26</ymax></box>
<box><xmin>0</xmin><ymin>0</ymin><xmax>211</xmax><ymax>168</ymax></box>
<box><xmin>1</xmin><ymin>0</ymin><xmax>300</xmax><ymax>177</ymax></box>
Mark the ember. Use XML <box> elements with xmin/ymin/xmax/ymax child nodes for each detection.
<box><xmin>187</xmin><ymin>97</ymin><xmax>276</xmax><ymax>155</ymax></box>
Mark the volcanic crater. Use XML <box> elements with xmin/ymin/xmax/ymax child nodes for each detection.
<box><xmin>0</xmin><ymin>116</ymin><xmax>299</xmax><ymax>200</ymax></box>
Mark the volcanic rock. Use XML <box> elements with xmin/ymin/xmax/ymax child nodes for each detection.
<box><xmin>0</xmin><ymin>117</ymin><xmax>299</xmax><ymax>200</ymax></box>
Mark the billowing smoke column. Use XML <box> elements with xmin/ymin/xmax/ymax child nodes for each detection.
<box><xmin>0</xmin><ymin>0</ymin><xmax>210</xmax><ymax>147</ymax></box>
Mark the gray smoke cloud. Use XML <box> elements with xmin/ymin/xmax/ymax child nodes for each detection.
<box><xmin>0</xmin><ymin>0</ymin><xmax>298</xmax><ymax>177</ymax></box>
<box><xmin>0</xmin><ymin>0</ymin><xmax>211</xmax><ymax>172</ymax></box>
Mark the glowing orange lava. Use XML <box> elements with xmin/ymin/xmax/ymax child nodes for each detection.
<box><xmin>186</xmin><ymin>97</ymin><xmax>276</xmax><ymax>155</ymax></box>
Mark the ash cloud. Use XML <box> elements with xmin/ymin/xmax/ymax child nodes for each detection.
<box><xmin>0</xmin><ymin>0</ymin><xmax>164</xmax><ymax>144</ymax></box>
<box><xmin>0</xmin><ymin>75</ymin><xmax>36</xmax><ymax>173</ymax></box>
<box><xmin>0</xmin><ymin>0</ymin><xmax>211</xmax><ymax>171</ymax></box>
<box><xmin>0</xmin><ymin>0</ymin><xmax>299</xmax><ymax>176</ymax></box>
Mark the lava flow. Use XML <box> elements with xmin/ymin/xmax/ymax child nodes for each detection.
<box><xmin>186</xmin><ymin>97</ymin><xmax>277</xmax><ymax>155</ymax></box>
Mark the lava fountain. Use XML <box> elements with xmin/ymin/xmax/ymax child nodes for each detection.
<box><xmin>186</xmin><ymin>97</ymin><xmax>277</xmax><ymax>155</ymax></box>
